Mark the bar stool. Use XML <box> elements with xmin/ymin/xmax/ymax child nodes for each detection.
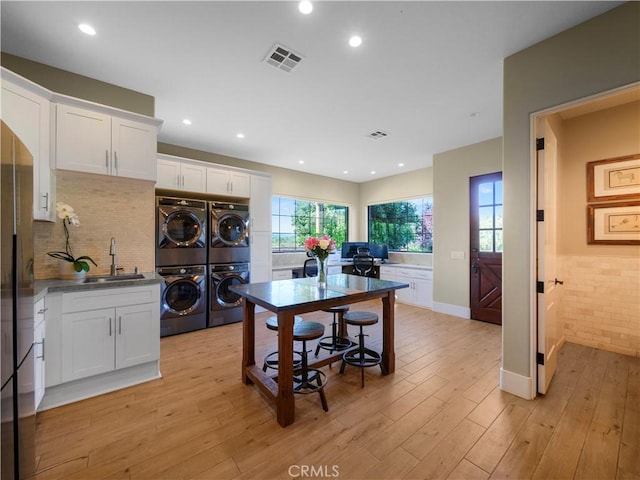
<box><xmin>340</xmin><ymin>311</ymin><xmax>384</xmax><ymax>387</ymax></box>
<box><xmin>293</xmin><ymin>321</ymin><xmax>329</xmax><ymax>411</ymax></box>
<box><xmin>262</xmin><ymin>315</ymin><xmax>303</xmax><ymax>372</ymax></box>
<box><xmin>315</xmin><ymin>305</ymin><xmax>353</xmax><ymax>356</ymax></box>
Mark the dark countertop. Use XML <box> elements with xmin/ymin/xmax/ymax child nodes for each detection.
<box><xmin>35</xmin><ymin>272</ymin><xmax>161</xmax><ymax>299</ymax></box>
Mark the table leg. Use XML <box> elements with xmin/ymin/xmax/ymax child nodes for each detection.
<box><xmin>381</xmin><ymin>291</ymin><xmax>396</xmax><ymax>374</ymax></box>
<box><xmin>242</xmin><ymin>301</ymin><xmax>256</xmax><ymax>384</ymax></box>
<box><xmin>276</xmin><ymin>310</ymin><xmax>296</xmax><ymax>427</ymax></box>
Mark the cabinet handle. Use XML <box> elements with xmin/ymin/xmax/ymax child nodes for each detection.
<box><xmin>181</xmin><ymin>175</ymin><xmax>184</xmax><ymax>188</ymax></box>
<box><xmin>105</xmin><ymin>150</ymin><xmax>109</xmax><ymax>171</ymax></box>
<box><xmin>109</xmin><ymin>317</ymin><xmax>112</xmax><ymax>336</ymax></box>
<box><xmin>230</xmin><ymin>181</ymin><xmax>233</xmax><ymax>193</ymax></box>
<box><xmin>42</xmin><ymin>193</ymin><xmax>49</xmax><ymax>211</ymax></box>
<box><xmin>37</xmin><ymin>307</ymin><xmax>48</xmax><ymax>314</ymax></box>
<box><xmin>114</xmin><ymin>152</ymin><xmax>118</xmax><ymax>173</ymax></box>
<box><xmin>36</xmin><ymin>339</ymin><xmax>45</xmax><ymax>360</ymax></box>
<box><xmin>118</xmin><ymin>316</ymin><xmax>122</xmax><ymax>335</ymax></box>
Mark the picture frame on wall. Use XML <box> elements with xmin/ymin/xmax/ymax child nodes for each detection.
<box><xmin>587</xmin><ymin>201</ymin><xmax>640</xmax><ymax>245</ymax></box>
<box><xmin>587</xmin><ymin>154</ymin><xmax>640</xmax><ymax>202</ymax></box>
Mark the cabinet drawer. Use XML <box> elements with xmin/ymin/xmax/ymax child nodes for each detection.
<box><xmin>62</xmin><ymin>285</ymin><xmax>160</xmax><ymax>313</ymax></box>
<box><xmin>272</xmin><ymin>270</ymin><xmax>292</xmax><ymax>281</ymax></box>
<box><xmin>395</xmin><ymin>268</ymin><xmax>432</xmax><ymax>280</ymax></box>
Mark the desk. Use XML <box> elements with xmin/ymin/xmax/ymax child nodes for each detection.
<box><xmin>230</xmin><ymin>274</ymin><xmax>409</xmax><ymax>427</ymax></box>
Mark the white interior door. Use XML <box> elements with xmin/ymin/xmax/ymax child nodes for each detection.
<box><xmin>536</xmin><ymin>118</ymin><xmax>561</xmax><ymax>394</ymax></box>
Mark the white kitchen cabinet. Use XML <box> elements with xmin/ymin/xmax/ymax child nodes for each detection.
<box><xmin>34</xmin><ymin>298</ymin><xmax>47</xmax><ymax>409</ymax></box>
<box><xmin>157</xmin><ymin>154</ymin><xmax>207</xmax><ymax>192</ymax></box>
<box><xmin>207</xmin><ymin>166</ymin><xmax>251</xmax><ymax>197</ymax></box>
<box><xmin>250</xmin><ymin>174</ymin><xmax>273</xmax><ymax>283</ymax></box>
<box><xmin>1</xmin><ymin>69</ymin><xmax>55</xmax><ymax>221</ymax></box>
<box><xmin>380</xmin><ymin>266</ymin><xmax>433</xmax><ymax>309</ymax></box>
<box><xmin>59</xmin><ymin>285</ymin><xmax>160</xmax><ymax>383</ymax></box>
<box><xmin>55</xmin><ymin>103</ymin><xmax>158</xmax><ymax>181</ymax></box>
<box><xmin>272</xmin><ymin>269</ymin><xmax>292</xmax><ymax>280</ymax></box>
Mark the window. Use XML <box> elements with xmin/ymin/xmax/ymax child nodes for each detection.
<box><xmin>477</xmin><ymin>179</ymin><xmax>503</xmax><ymax>252</ymax></box>
<box><xmin>271</xmin><ymin>196</ymin><xmax>348</xmax><ymax>252</ymax></box>
<box><xmin>368</xmin><ymin>197</ymin><xmax>433</xmax><ymax>253</ymax></box>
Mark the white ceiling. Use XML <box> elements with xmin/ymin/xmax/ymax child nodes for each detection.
<box><xmin>0</xmin><ymin>1</ymin><xmax>621</xmax><ymax>183</ymax></box>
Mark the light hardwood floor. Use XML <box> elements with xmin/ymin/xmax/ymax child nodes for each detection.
<box><xmin>32</xmin><ymin>301</ymin><xmax>639</xmax><ymax>479</ymax></box>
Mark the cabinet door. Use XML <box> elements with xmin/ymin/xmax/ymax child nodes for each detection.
<box><xmin>61</xmin><ymin>308</ymin><xmax>114</xmax><ymax>382</ymax></box>
<box><xmin>115</xmin><ymin>303</ymin><xmax>160</xmax><ymax>370</ymax></box>
<box><xmin>229</xmin><ymin>171</ymin><xmax>251</xmax><ymax>197</ymax></box>
<box><xmin>112</xmin><ymin>117</ymin><xmax>157</xmax><ymax>181</ymax></box>
<box><xmin>250</xmin><ymin>175</ymin><xmax>272</xmax><ymax>231</ymax></box>
<box><xmin>181</xmin><ymin>162</ymin><xmax>207</xmax><ymax>192</ymax></box>
<box><xmin>250</xmin><ymin>230</ymin><xmax>272</xmax><ymax>283</ymax></box>
<box><xmin>55</xmin><ymin>104</ymin><xmax>111</xmax><ymax>175</ymax></box>
<box><xmin>157</xmin><ymin>158</ymin><xmax>181</xmax><ymax>189</ymax></box>
<box><xmin>206</xmin><ymin>166</ymin><xmax>230</xmax><ymax>194</ymax></box>
<box><xmin>1</xmin><ymin>80</ymin><xmax>54</xmax><ymax>221</ymax></box>
<box><xmin>413</xmin><ymin>278</ymin><xmax>433</xmax><ymax>308</ymax></box>
<box><xmin>379</xmin><ymin>268</ymin><xmax>396</xmax><ymax>282</ymax></box>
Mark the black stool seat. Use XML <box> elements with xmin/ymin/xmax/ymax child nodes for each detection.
<box><xmin>315</xmin><ymin>305</ymin><xmax>353</xmax><ymax>357</ymax></box>
<box><xmin>262</xmin><ymin>315</ymin><xmax>304</xmax><ymax>372</ymax></box>
<box><xmin>340</xmin><ymin>311</ymin><xmax>384</xmax><ymax>388</ymax></box>
<box><xmin>293</xmin><ymin>321</ymin><xmax>329</xmax><ymax>412</ymax></box>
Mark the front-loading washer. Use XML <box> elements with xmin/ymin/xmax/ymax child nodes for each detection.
<box><xmin>209</xmin><ymin>201</ymin><xmax>250</xmax><ymax>263</ymax></box>
<box><xmin>157</xmin><ymin>265</ymin><xmax>207</xmax><ymax>336</ymax></box>
<box><xmin>209</xmin><ymin>263</ymin><xmax>250</xmax><ymax>327</ymax></box>
<box><xmin>157</xmin><ymin>196</ymin><xmax>207</xmax><ymax>267</ymax></box>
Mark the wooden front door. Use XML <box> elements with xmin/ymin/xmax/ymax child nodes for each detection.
<box><xmin>470</xmin><ymin>172</ymin><xmax>503</xmax><ymax>325</ymax></box>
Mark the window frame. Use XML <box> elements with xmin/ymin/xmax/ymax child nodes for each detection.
<box><xmin>367</xmin><ymin>196</ymin><xmax>433</xmax><ymax>253</ymax></box>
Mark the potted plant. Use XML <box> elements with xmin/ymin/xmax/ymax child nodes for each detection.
<box><xmin>47</xmin><ymin>202</ymin><xmax>97</xmax><ymax>279</ymax></box>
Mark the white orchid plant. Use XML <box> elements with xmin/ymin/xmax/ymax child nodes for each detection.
<box><xmin>47</xmin><ymin>202</ymin><xmax>97</xmax><ymax>273</ymax></box>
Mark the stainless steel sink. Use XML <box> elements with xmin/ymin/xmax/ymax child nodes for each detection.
<box><xmin>83</xmin><ymin>273</ymin><xmax>145</xmax><ymax>283</ymax></box>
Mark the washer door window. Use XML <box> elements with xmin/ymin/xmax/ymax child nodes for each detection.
<box><xmin>162</xmin><ymin>210</ymin><xmax>203</xmax><ymax>246</ymax></box>
<box><xmin>214</xmin><ymin>214</ymin><xmax>248</xmax><ymax>246</ymax></box>
<box><xmin>164</xmin><ymin>279</ymin><xmax>202</xmax><ymax>315</ymax></box>
<box><xmin>215</xmin><ymin>274</ymin><xmax>246</xmax><ymax>308</ymax></box>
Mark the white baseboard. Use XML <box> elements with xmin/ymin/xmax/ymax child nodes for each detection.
<box><xmin>39</xmin><ymin>361</ymin><xmax>161</xmax><ymax>411</ymax></box>
<box><xmin>500</xmin><ymin>367</ymin><xmax>535</xmax><ymax>400</ymax></box>
<box><xmin>432</xmin><ymin>302</ymin><xmax>470</xmax><ymax>319</ymax></box>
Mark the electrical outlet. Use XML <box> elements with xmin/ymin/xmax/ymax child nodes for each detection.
<box><xmin>450</xmin><ymin>250</ymin><xmax>465</xmax><ymax>259</ymax></box>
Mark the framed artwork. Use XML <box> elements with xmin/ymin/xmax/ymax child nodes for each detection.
<box><xmin>587</xmin><ymin>154</ymin><xmax>640</xmax><ymax>202</ymax></box>
<box><xmin>587</xmin><ymin>201</ymin><xmax>640</xmax><ymax>245</ymax></box>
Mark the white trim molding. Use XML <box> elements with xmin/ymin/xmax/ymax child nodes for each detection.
<box><xmin>500</xmin><ymin>367</ymin><xmax>535</xmax><ymax>400</ymax></box>
<box><xmin>432</xmin><ymin>302</ymin><xmax>470</xmax><ymax>319</ymax></box>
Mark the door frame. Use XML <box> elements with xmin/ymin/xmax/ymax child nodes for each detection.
<box><xmin>527</xmin><ymin>82</ymin><xmax>640</xmax><ymax>397</ymax></box>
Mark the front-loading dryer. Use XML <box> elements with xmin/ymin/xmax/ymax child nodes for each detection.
<box><xmin>157</xmin><ymin>196</ymin><xmax>207</xmax><ymax>266</ymax></box>
<box><xmin>157</xmin><ymin>265</ymin><xmax>207</xmax><ymax>337</ymax></box>
<box><xmin>209</xmin><ymin>202</ymin><xmax>250</xmax><ymax>263</ymax></box>
<box><xmin>209</xmin><ymin>263</ymin><xmax>250</xmax><ymax>327</ymax></box>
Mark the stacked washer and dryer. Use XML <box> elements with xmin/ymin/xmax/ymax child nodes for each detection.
<box><xmin>156</xmin><ymin>196</ymin><xmax>251</xmax><ymax>337</ymax></box>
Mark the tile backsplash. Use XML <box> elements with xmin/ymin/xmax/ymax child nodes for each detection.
<box><xmin>561</xmin><ymin>254</ymin><xmax>640</xmax><ymax>357</ymax></box>
<box><xmin>34</xmin><ymin>171</ymin><xmax>155</xmax><ymax>279</ymax></box>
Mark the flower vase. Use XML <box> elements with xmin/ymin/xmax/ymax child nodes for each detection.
<box><xmin>315</xmin><ymin>256</ymin><xmax>328</xmax><ymax>289</ymax></box>
<box><xmin>58</xmin><ymin>262</ymin><xmax>85</xmax><ymax>280</ymax></box>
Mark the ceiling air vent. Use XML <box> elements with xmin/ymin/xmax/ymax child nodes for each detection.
<box><xmin>367</xmin><ymin>130</ymin><xmax>389</xmax><ymax>140</ymax></box>
<box><xmin>264</xmin><ymin>43</ymin><xmax>303</xmax><ymax>72</ymax></box>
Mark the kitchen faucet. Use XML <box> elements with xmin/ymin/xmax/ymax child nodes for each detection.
<box><xmin>109</xmin><ymin>237</ymin><xmax>118</xmax><ymax>275</ymax></box>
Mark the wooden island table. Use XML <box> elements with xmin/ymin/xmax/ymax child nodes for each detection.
<box><xmin>229</xmin><ymin>274</ymin><xmax>409</xmax><ymax>427</ymax></box>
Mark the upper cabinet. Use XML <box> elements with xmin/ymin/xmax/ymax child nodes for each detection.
<box><xmin>1</xmin><ymin>69</ymin><xmax>55</xmax><ymax>221</ymax></box>
<box><xmin>157</xmin><ymin>154</ymin><xmax>207</xmax><ymax>192</ymax></box>
<box><xmin>206</xmin><ymin>166</ymin><xmax>250</xmax><ymax>197</ymax></box>
<box><xmin>54</xmin><ymin>102</ymin><xmax>159</xmax><ymax>182</ymax></box>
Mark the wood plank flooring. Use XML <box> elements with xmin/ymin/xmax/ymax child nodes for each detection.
<box><xmin>31</xmin><ymin>302</ymin><xmax>639</xmax><ymax>479</ymax></box>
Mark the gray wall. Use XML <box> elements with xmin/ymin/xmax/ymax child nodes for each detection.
<box><xmin>433</xmin><ymin>137</ymin><xmax>502</xmax><ymax>311</ymax></box>
<box><xmin>502</xmin><ymin>2</ymin><xmax>640</xmax><ymax>390</ymax></box>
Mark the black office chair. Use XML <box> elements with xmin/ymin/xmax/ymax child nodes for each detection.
<box><xmin>303</xmin><ymin>257</ymin><xmax>318</xmax><ymax>277</ymax></box>
<box><xmin>353</xmin><ymin>254</ymin><xmax>375</xmax><ymax>277</ymax></box>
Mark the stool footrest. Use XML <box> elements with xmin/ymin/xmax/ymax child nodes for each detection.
<box><xmin>341</xmin><ymin>347</ymin><xmax>383</xmax><ymax>369</ymax></box>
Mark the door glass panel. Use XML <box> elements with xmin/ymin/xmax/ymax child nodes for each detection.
<box><xmin>218</xmin><ymin>215</ymin><xmax>246</xmax><ymax>243</ymax></box>
<box><xmin>495</xmin><ymin>230</ymin><xmax>503</xmax><ymax>252</ymax></box>
<box><xmin>165</xmin><ymin>212</ymin><xmax>201</xmax><ymax>244</ymax></box>
<box><xmin>478</xmin><ymin>183</ymin><xmax>494</xmax><ymax>206</ymax></box>
<box><xmin>479</xmin><ymin>231</ymin><xmax>494</xmax><ymax>252</ymax></box>
<box><xmin>166</xmin><ymin>281</ymin><xmax>199</xmax><ymax>313</ymax></box>
<box><xmin>217</xmin><ymin>276</ymin><xmax>243</xmax><ymax>305</ymax></box>
<box><xmin>479</xmin><ymin>206</ymin><xmax>494</xmax><ymax>229</ymax></box>
<box><xmin>495</xmin><ymin>206</ymin><xmax>503</xmax><ymax>228</ymax></box>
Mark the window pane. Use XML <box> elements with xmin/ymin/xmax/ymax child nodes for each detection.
<box><xmin>479</xmin><ymin>230</ymin><xmax>494</xmax><ymax>252</ymax></box>
<box><xmin>478</xmin><ymin>183</ymin><xmax>494</xmax><ymax>206</ymax></box>
<box><xmin>368</xmin><ymin>197</ymin><xmax>433</xmax><ymax>253</ymax></box>
<box><xmin>495</xmin><ymin>230</ymin><xmax>503</xmax><ymax>252</ymax></box>
<box><xmin>479</xmin><ymin>206</ymin><xmax>494</xmax><ymax>229</ymax></box>
<box><xmin>495</xmin><ymin>205</ymin><xmax>503</xmax><ymax>228</ymax></box>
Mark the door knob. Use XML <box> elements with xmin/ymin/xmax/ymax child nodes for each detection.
<box><xmin>472</xmin><ymin>263</ymin><xmax>479</xmax><ymax>274</ymax></box>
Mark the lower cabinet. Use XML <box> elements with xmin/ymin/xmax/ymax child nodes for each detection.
<box><xmin>61</xmin><ymin>302</ymin><xmax>159</xmax><ymax>382</ymax></box>
<box><xmin>380</xmin><ymin>266</ymin><xmax>433</xmax><ymax>309</ymax></box>
<box><xmin>34</xmin><ymin>298</ymin><xmax>46</xmax><ymax>410</ymax></box>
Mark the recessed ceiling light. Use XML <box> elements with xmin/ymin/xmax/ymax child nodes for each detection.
<box><xmin>470</xmin><ymin>112</ymin><xmax>480</xmax><ymax>118</ymax></box>
<box><xmin>298</xmin><ymin>1</ymin><xmax>313</xmax><ymax>14</ymax></box>
<box><xmin>343</xmin><ymin>170</ymin><xmax>349</xmax><ymax>174</ymax></box>
<box><xmin>236</xmin><ymin>133</ymin><xmax>245</xmax><ymax>139</ymax></box>
<box><xmin>398</xmin><ymin>163</ymin><xmax>405</xmax><ymax>167</ymax></box>
<box><xmin>78</xmin><ymin>24</ymin><xmax>96</xmax><ymax>36</ymax></box>
<box><xmin>182</xmin><ymin>119</ymin><xmax>192</xmax><ymax>125</ymax></box>
<box><xmin>349</xmin><ymin>36</ymin><xmax>362</xmax><ymax>48</ymax></box>
<box><xmin>370</xmin><ymin>171</ymin><xmax>376</xmax><ymax>175</ymax></box>
<box><xmin>298</xmin><ymin>160</ymin><xmax>304</xmax><ymax>164</ymax></box>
